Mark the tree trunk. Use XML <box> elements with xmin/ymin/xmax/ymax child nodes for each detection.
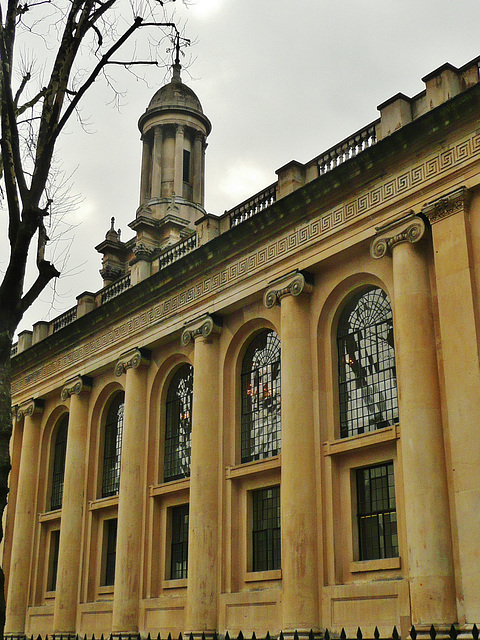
<box><xmin>0</xmin><ymin>325</ymin><xmax>14</xmax><ymax>640</ymax></box>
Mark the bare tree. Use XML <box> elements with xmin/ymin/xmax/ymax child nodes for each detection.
<box><xmin>0</xmin><ymin>0</ymin><xmax>186</xmax><ymax>633</ymax></box>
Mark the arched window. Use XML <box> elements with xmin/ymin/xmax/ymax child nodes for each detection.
<box><xmin>337</xmin><ymin>286</ymin><xmax>398</xmax><ymax>438</ymax></box>
<box><xmin>102</xmin><ymin>392</ymin><xmax>125</xmax><ymax>497</ymax></box>
<box><xmin>164</xmin><ymin>364</ymin><xmax>193</xmax><ymax>482</ymax></box>
<box><xmin>241</xmin><ymin>330</ymin><xmax>281</xmax><ymax>463</ymax></box>
<box><xmin>50</xmin><ymin>414</ymin><xmax>68</xmax><ymax>510</ymax></box>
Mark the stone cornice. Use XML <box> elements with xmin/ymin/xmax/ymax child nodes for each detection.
<box><xmin>115</xmin><ymin>347</ymin><xmax>151</xmax><ymax>377</ymax></box>
<box><xmin>181</xmin><ymin>313</ymin><xmax>223</xmax><ymax>345</ymax></box>
<box><xmin>422</xmin><ymin>186</ymin><xmax>471</xmax><ymax>224</ymax></box>
<box><xmin>263</xmin><ymin>270</ymin><xmax>314</xmax><ymax>308</ymax></box>
<box><xmin>370</xmin><ymin>213</ymin><xmax>426</xmax><ymax>259</ymax></box>
<box><xmin>11</xmin><ymin>126</ymin><xmax>480</xmax><ymax>397</ymax></box>
<box><xmin>61</xmin><ymin>375</ymin><xmax>93</xmax><ymax>401</ymax></box>
<box><xmin>16</xmin><ymin>398</ymin><xmax>45</xmax><ymax>421</ymax></box>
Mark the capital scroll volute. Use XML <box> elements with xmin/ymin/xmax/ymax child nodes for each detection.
<box><xmin>370</xmin><ymin>213</ymin><xmax>426</xmax><ymax>260</ymax></box>
<box><xmin>61</xmin><ymin>375</ymin><xmax>93</xmax><ymax>401</ymax></box>
<box><xmin>181</xmin><ymin>313</ymin><xmax>223</xmax><ymax>346</ymax></box>
<box><xmin>16</xmin><ymin>398</ymin><xmax>44</xmax><ymax>421</ymax></box>
<box><xmin>263</xmin><ymin>270</ymin><xmax>313</xmax><ymax>308</ymax></box>
<box><xmin>115</xmin><ymin>347</ymin><xmax>151</xmax><ymax>377</ymax></box>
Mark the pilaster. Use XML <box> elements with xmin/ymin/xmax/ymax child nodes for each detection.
<box><xmin>5</xmin><ymin>399</ymin><xmax>44</xmax><ymax>637</ymax></box>
<box><xmin>151</xmin><ymin>125</ymin><xmax>164</xmax><ymax>198</ymax></box>
<box><xmin>54</xmin><ymin>376</ymin><xmax>92</xmax><ymax>635</ymax></box>
<box><xmin>371</xmin><ymin>213</ymin><xmax>456</xmax><ymax>624</ymax></box>
<box><xmin>139</xmin><ymin>134</ymin><xmax>152</xmax><ymax>205</ymax></box>
<box><xmin>422</xmin><ymin>187</ymin><xmax>480</xmax><ymax>622</ymax></box>
<box><xmin>174</xmin><ymin>124</ymin><xmax>185</xmax><ymax>197</ymax></box>
<box><xmin>111</xmin><ymin>348</ymin><xmax>151</xmax><ymax>636</ymax></box>
<box><xmin>182</xmin><ymin>314</ymin><xmax>222</xmax><ymax>639</ymax></box>
<box><xmin>264</xmin><ymin>270</ymin><xmax>319</xmax><ymax>636</ymax></box>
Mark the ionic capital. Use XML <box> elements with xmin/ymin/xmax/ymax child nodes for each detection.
<box><xmin>263</xmin><ymin>270</ymin><xmax>313</xmax><ymax>308</ymax></box>
<box><xmin>370</xmin><ymin>212</ymin><xmax>426</xmax><ymax>259</ymax></box>
<box><xmin>16</xmin><ymin>398</ymin><xmax>45</xmax><ymax>421</ymax></box>
<box><xmin>115</xmin><ymin>347</ymin><xmax>151</xmax><ymax>377</ymax></box>
<box><xmin>422</xmin><ymin>186</ymin><xmax>471</xmax><ymax>224</ymax></box>
<box><xmin>181</xmin><ymin>313</ymin><xmax>223</xmax><ymax>346</ymax></box>
<box><xmin>61</xmin><ymin>375</ymin><xmax>93</xmax><ymax>401</ymax></box>
<box><xmin>175</xmin><ymin>124</ymin><xmax>185</xmax><ymax>136</ymax></box>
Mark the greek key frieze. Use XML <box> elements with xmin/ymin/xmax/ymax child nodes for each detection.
<box><xmin>12</xmin><ymin>130</ymin><xmax>480</xmax><ymax>395</ymax></box>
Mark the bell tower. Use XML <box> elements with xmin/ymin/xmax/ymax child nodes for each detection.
<box><xmin>135</xmin><ymin>54</ymin><xmax>211</xmax><ymax>243</ymax></box>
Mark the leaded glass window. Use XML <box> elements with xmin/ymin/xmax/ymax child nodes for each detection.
<box><xmin>241</xmin><ymin>330</ymin><xmax>281</xmax><ymax>463</ymax></box>
<box><xmin>252</xmin><ymin>485</ymin><xmax>281</xmax><ymax>571</ymax></box>
<box><xmin>103</xmin><ymin>518</ymin><xmax>117</xmax><ymax>586</ymax></box>
<box><xmin>337</xmin><ymin>287</ymin><xmax>398</xmax><ymax>438</ymax></box>
<box><xmin>48</xmin><ymin>529</ymin><xmax>60</xmax><ymax>591</ymax></box>
<box><xmin>164</xmin><ymin>364</ymin><xmax>193</xmax><ymax>482</ymax></box>
<box><xmin>171</xmin><ymin>504</ymin><xmax>189</xmax><ymax>579</ymax></box>
<box><xmin>50</xmin><ymin>415</ymin><xmax>68</xmax><ymax>510</ymax></box>
<box><xmin>356</xmin><ymin>462</ymin><xmax>398</xmax><ymax>560</ymax></box>
<box><xmin>101</xmin><ymin>393</ymin><xmax>125</xmax><ymax>497</ymax></box>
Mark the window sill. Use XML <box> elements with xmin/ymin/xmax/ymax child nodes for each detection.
<box><xmin>38</xmin><ymin>509</ymin><xmax>61</xmax><ymax>522</ymax></box>
<box><xmin>98</xmin><ymin>585</ymin><xmax>114</xmax><ymax>595</ymax></box>
<box><xmin>323</xmin><ymin>425</ymin><xmax>399</xmax><ymax>457</ymax></box>
<box><xmin>89</xmin><ymin>495</ymin><xmax>119</xmax><ymax>511</ymax></box>
<box><xmin>350</xmin><ymin>556</ymin><xmax>401</xmax><ymax>573</ymax></box>
<box><xmin>162</xmin><ymin>578</ymin><xmax>187</xmax><ymax>589</ymax></box>
<box><xmin>245</xmin><ymin>569</ymin><xmax>282</xmax><ymax>582</ymax></box>
<box><xmin>226</xmin><ymin>455</ymin><xmax>281</xmax><ymax>480</ymax></box>
<box><xmin>150</xmin><ymin>477</ymin><xmax>190</xmax><ymax>497</ymax></box>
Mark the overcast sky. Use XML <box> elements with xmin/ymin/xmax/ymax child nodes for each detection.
<box><xmin>8</xmin><ymin>0</ymin><xmax>480</xmax><ymax>336</ymax></box>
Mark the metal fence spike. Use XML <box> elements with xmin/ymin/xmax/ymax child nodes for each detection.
<box><xmin>473</xmin><ymin>626</ymin><xmax>479</xmax><ymax>640</ymax></box>
<box><xmin>430</xmin><ymin>625</ymin><xmax>436</xmax><ymax>640</ymax></box>
<box><xmin>374</xmin><ymin>627</ymin><xmax>380</xmax><ymax>640</ymax></box>
<box><xmin>410</xmin><ymin>627</ymin><xmax>417</xmax><ymax>640</ymax></box>
<box><xmin>392</xmin><ymin>626</ymin><xmax>399</xmax><ymax>640</ymax></box>
<box><xmin>357</xmin><ymin>627</ymin><xmax>363</xmax><ymax>640</ymax></box>
<box><xmin>340</xmin><ymin>629</ymin><xmax>346</xmax><ymax>640</ymax></box>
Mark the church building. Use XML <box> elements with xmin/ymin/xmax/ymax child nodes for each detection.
<box><xmin>4</xmin><ymin>54</ymin><xmax>480</xmax><ymax>640</ymax></box>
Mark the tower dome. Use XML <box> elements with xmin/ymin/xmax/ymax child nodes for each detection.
<box><xmin>136</xmin><ymin>63</ymin><xmax>211</xmax><ymax>232</ymax></box>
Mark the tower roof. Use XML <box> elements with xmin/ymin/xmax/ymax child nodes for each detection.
<box><xmin>148</xmin><ymin>75</ymin><xmax>204</xmax><ymax>115</ymax></box>
<box><xmin>139</xmin><ymin>64</ymin><xmax>211</xmax><ymax>135</ymax></box>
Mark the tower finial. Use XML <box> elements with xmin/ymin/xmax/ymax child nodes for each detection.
<box><xmin>172</xmin><ymin>31</ymin><xmax>182</xmax><ymax>83</ymax></box>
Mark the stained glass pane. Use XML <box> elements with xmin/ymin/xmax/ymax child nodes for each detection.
<box><xmin>241</xmin><ymin>331</ymin><xmax>281</xmax><ymax>462</ymax></box>
<box><xmin>164</xmin><ymin>364</ymin><xmax>193</xmax><ymax>481</ymax></box>
<box><xmin>338</xmin><ymin>287</ymin><xmax>398</xmax><ymax>438</ymax></box>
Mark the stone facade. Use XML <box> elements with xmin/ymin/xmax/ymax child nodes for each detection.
<box><xmin>4</xmin><ymin>55</ymin><xmax>480</xmax><ymax>639</ymax></box>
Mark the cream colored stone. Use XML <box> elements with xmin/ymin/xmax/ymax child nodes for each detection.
<box><xmin>6</xmin><ymin>54</ymin><xmax>480</xmax><ymax>639</ymax></box>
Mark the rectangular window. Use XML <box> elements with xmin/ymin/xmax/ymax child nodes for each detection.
<box><xmin>183</xmin><ymin>149</ymin><xmax>191</xmax><ymax>183</ymax></box>
<box><xmin>252</xmin><ymin>486</ymin><xmax>281</xmax><ymax>571</ymax></box>
<box><xmin>48</xmin><ymin>529</ymin><xmax>60</xmax><ymax>591</ymax></box>
<box><xmin>356</xmin><ymin>462</ymin><xmax>398</xmax><ymax>560</ymax></box>
<box><xmin>103</xmin><ymin>518</ymin><xmax>118</xmax><ymax>586</ymax></box>
<box><xmin>170</xmin><ymin>504</ymin><xmax>189</xmax><ymax>579</ymax></box>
